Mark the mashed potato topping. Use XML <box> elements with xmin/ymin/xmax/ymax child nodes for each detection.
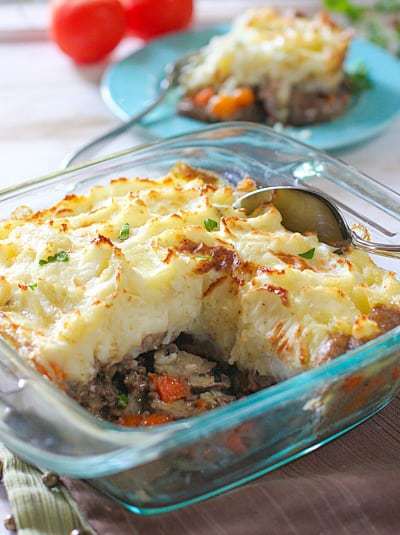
<box><xmin>0</xmin><ymin>163</ymin><xmax>398</xmax><ymax>386</ymax></box>
<box><xmin>179</xmin><ymin>9</ymin><xmax>351</xmax><ymax>114</ymax></box>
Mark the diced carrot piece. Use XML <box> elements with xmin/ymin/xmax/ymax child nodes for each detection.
<box><xmin>142</xmin><ymin>413</ymin><xmax>172</xmax><ymax>426</ymax></box>
<box><xmin>393</xmin><ymin>366</ymin><xmax>400</xmax><ymax>381</ymax></box>
<box><xmin>193</xmin><ymin>87</ymin><xmax>214</xmax><ymax>107</ymax></box>
<box><xmin>233</xmin><ymin>87</ymin><xmax>255</xmax><ymax>107</ymax></box>
<box><xmin>342</xmin><ymin>374</ymin><xmax>363</xmax><ymax>392</ymax></box>
<box><xmin>225</xmin><ymin>422</ymin><xmax>254</xmax><ymax>454</ymax></box>
<box><xmin>195</xmin><ymin>398</ymin><xmax>208</xmax><ymax>411</ymax></box>
<box><xmin>150</xmin><ymin>374</ymin><xmax>189</xmax><ymax>403</ymax></box>
<box><xmin>119</xmin><ymin>413</ymin><xmax>172</xmax><ymax>427</ymax></box>
<box><xmin>226</xmin><ymin>431</ymin><xmax>247</xmax><ymax>454</ymax></box>
<box><xmin>210</xmin><ymin>94</ymin><xmax>238</xmax><ymax>120</ymax></box>
<box><xmin>119</xmin><ymin>414</ymin><xmax>142</xmax><ymax>427</ymax></box>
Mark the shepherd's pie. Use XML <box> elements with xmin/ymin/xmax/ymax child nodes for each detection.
<box><xmin>178</xmin><ymin>8</ymin><xmax>354</xmax><ymax>125</ymax></box>
<box><xmin>0</xmin><ymin>164</ymin><xmax>399</xmax><ymax>424</ymax></box>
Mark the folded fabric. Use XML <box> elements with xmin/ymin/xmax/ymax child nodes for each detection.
<box><xmin>0</xmin><ymin>446</ymin><xmax>94</xmax><ymax>535</ymax></box>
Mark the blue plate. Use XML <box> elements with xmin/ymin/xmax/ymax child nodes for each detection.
<box><xmin>102</xmin><ymin>26</ymin><xmax>400</xmax><ymax>151</ymax></box>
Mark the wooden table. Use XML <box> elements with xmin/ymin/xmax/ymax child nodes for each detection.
<box><xmin>0</xmin><ymin>0</ymin><xmax>399</xmax><ymax>531</ymax></box>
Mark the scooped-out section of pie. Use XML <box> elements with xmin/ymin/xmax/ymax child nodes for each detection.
<box><xmin>0</xmin><ymin>163</ymin><xmax>399</xmax><ymax>426</ymax></box>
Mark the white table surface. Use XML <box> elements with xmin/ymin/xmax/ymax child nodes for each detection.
<box><xmin>0</xmin><ymin>1</ymin><xmax>399</xmax><ymax>189</ymax></box>
<box><xmin>0</xmin><ymin>0</ymin><xmax>399</xmax><ymax>532</ymax></box>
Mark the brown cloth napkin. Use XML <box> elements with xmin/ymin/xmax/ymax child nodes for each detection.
<box><xmin>64</xmin><ymin>393</ymin><xmax>400</xmax><ymax>535</ymax></box>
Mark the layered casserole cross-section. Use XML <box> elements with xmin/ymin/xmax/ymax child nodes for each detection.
<box><xmin>0</xmin><ymin>164</ymin><xmax>399</xmax><ymax>424</ymax></box>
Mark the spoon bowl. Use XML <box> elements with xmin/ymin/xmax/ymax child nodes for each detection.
<box><xmin>234</xmin><ymin>186</ymin><xmax>400</xmax><ymax>259</ymax></box>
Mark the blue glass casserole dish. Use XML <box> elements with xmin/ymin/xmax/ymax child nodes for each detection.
<box><xmin>0</xmin><ymin>123</ymin><xmax>399</xmax><ymax>515</ymax></box>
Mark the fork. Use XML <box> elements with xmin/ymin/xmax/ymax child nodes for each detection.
<box><xmin>62</xmin><ymin>53</ymin><xmax>195</xmax><ymax>169</ymax></box>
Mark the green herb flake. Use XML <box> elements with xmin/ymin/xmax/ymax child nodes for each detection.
<box><xmin>39</xmin><ymin>251</ymin><xmax>69</xmax><ymax>266</ymax></box>
<box><xmin>28</xmin><ymin>283</ymin><xmax>38</xmax><ymax>291</ymax></box>
<box><xmin>375</xmin><ymin>0</ymin><xmax>400</xmax><ymax>15</ymax></box>
<box><xmin>54</xmin><ymin>251</ymin><xmax>69</xmax><ymax>262</ymax></box>
<box><xmin>117</xmin><ymin>393</ymin><xmax>129</xmax><ymax>409</ymax></box>
<box><xmin>119</xmin><ymin>223</ymin><xmax>130</xmax><ymax>241</ymax></box>
<box><xmin>203</xmin><ymin>218</ymin><xmax>218</xmax><ymax>232</ymax></box>
<box><xmin>196</xmin><ymin>254</ymin><xmax>212</xmax><ymax>262</ymax></box>
<box><xmin>366</xmin><ymin>19</ymin><xmax>390</xmax><ymax>49</ymax></box>
<box><xmin>299</xmin><ymin>248</ymin><xmax>316</xmax><ymax>260</ymax></box>
<box><xmin>324</xmin><ymin>0</ymin><xmax>398</xmax><ymax>52</ymax></box>
<box><xmin>323</xmin><ymin>0</ymin><xmax>365</xmax><ymax>22</ymax></box>
<box><xmin>347</xmin><ymin>63</ymin><xmax>374</xmax><ymax>95</ymax></box>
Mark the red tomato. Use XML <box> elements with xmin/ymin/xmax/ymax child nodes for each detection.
<box><xmin>122</xmin><ymin>0</ymin><xmax>193</xmax><ymax>40</ymax></box>
<box><xmin>51</xmin><ymin>0</ymin><xmax>126</xmax><ymax>63</ymax></box>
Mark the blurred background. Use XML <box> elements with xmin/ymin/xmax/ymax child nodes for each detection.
<box><xmin>1</xmin><ymin>0</ymin><xmax>400</xmax><ymax>181</ymax></box>
<box><xmin>0</xmin><ymin>1</ymin><xmax>321</xmax><ymax>39</ymax></box>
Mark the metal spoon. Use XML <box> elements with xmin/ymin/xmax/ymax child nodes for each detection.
<box><xmin>62</xmin><ymin>52</ymin><xmax>196</xmax><ymax>169</ymax></box>
<box><xmin>234</xmin><ymin>186</ymin><xmax>400</xmax><ymax>259</ymax></box>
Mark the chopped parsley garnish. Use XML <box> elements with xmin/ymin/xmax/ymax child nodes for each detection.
<box><xmin>299</xmin><ymin>248</ymin><xmax>315</xmax><ymax>260</ymax></box>
<box><xmin>366</xmin><ymin>18</ymin><xmax>390</xmax><ymax>48</ymax></box>
<box><xmin>347</xmin><ymin>63</ymin><xmax>374</xmax><ymax>95</ymax></box>
<box><xmin>119</xmin><ymin>223</ymin><xmax>130</xmax><ymax>241</ymax></box>
<box><xmin>28</xmin><ymin>283</ymin><xmax>38</xmax><ymax>291</ymax></box>
<box><xmin>324</xmin><ymin>0</ymin><xmax>400</xmax><ymax>56</ymax></box>
<box><xmin>117</xmin><ymin>393</ymin><xmax>129</xmax><ymax>409</ymax></box>
<box><xmin>323</xmin><ymin>0</ymin><xmax>365</xmax><ymax>22</ymax></box>
<box><xmin>204</xmin><ymin>218</ymin><xmax>218</xmax><ymax>232</ymax></box>
<box><xmin>375</xmin><ymin>0</ymin><xmax>400</xmax><ymax>12</ymax></box>
<box><xmin>39</xmin><ymin>251</ymin><xmax>69</xmax><ymax>266</ymax></box>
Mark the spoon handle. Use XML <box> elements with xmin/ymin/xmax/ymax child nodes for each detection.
<box><xmin>62</xmin><ymin>85</ymin><xmax>172</xmax><ymax>169</ymax></box>
<box><xmin>352</xmin><ymin>233</ymin><xmax>400</xmax><ymax>259</ymax></box>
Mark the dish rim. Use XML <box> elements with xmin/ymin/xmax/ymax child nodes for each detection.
<box><xmin>1</xmin><ymin>122</ymin><xmax>400</xmax><ymax>477</ymax></box>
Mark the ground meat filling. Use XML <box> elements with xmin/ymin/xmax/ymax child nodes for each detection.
<box><xmin>69</xmin><ymin>338</ymin><xmax>275</xmax><ymax>426</ymax></box>
<box><xmin>69</xmin><ymin>306</ymin><xmax>400</xmax><ymax>427</ymax></box>
<box><xmin>177</xmin><ymin>82</ymin><xmax>352</xmax><ymax>126</ymax></box>
<box><xmin>69</xmin><ymin>356</ymin><xmax>149</xmax><ymax>422</ymax></box>
<box><xmin>260</xmin><ymin>82</ymin><xmax>351</xmax><ymax>126</ymax></box>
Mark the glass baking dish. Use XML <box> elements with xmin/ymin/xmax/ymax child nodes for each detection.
<box><xmin>0</xmin><ymin>123</ymin><xmax>399</xmax><ymax>515</ymax></box>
